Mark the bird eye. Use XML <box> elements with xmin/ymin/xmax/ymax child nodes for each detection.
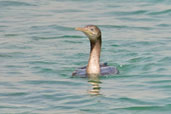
<box><xmin>90</xmin><ymin>28</ymin><xmax>94</xmax><ymax>31</ymax></box>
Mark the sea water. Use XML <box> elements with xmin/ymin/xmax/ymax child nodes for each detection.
<box><xmin>0</xmin><ymin>0</ymin><xmax>171</xmax><ymax>113</ymax></box>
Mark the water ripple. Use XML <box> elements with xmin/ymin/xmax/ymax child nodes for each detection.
<box><xmin>1</xmin><ymin>0</ymin><xmax>171</xmax><ymax>113</ymax></box>
<box><xmin>148</xmin><ymin>9</ymin><xmax>171</xmax><ymax>15</ymax></box>
<box><xmin>115</xmin><ymin>104</ymin><xmax>171</xmax><ymax>111</ymax></box>
<box><xmin>108</xmin><ymin>10</ymin><xmax>148</xmax><ymax>16</ymax></box>
<box><xmin>100</xmin><ymin>25</ymin><xmax>153</xmax><ymax>30</ymax></box>
<box><xmin>0</xmin><ymin>1</ymin><xmax>36</xmax><ymax>7</ymax></box>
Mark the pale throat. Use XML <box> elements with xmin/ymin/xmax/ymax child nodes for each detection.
<box><xmin>86</xmin><ymin>36</ymin><xmax>101</xmax><ymax>75</ymax></box>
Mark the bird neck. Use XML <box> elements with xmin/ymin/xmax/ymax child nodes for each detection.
<box><xmin>86</xmin><ymin>36</ymin><xmax>101</xmax><ymax>75</ymax></box>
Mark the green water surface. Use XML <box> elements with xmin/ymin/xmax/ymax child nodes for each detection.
<box><xmin>0</xmin><ymin>0</ymin><xmax>171</xmax><ymax>113</ymax></box>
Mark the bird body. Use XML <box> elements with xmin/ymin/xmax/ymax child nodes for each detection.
<box><xmin>72</xmin><ymin>63</ymin><xmax>119</xmax><ymax>78</ymax></box>
<box><xmin>72</xmin><ymin>25</ymin><xmax>119</xmax><ymax>77</ymax></box>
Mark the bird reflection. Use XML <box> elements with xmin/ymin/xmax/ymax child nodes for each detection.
<box><xmin>88</xmin><ymin>75</ymin><xmax>102</xmax><ymax>95</ymax></box>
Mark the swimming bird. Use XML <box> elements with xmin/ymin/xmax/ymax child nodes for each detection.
<box><xmin>72</xmin><ymin>25</ymin><xmax>119</xmax><ymax>77</ymax></box>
